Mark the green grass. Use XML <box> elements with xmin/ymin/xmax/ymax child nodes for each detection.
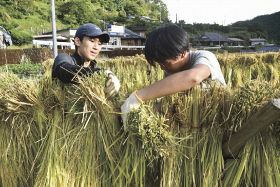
<box><xmin>0</xmin><ymin>62</ymin><xmax>42</xmax><ymax>77</ymax></box>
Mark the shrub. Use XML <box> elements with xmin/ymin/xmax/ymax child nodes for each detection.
<box><xmin>10</xmin><ymin>29</ymin><xmax>32</xmax><ymax>45</ymax></box>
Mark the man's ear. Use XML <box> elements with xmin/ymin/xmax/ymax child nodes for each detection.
<box><xmin>74</xmin><ymin>37</ymin><xmax>81</xmax><ymax>47</ymax></box>
<box><xmin>180</xmin><ymin>51</ymin><xmax>187</xmax><ymax>58</ymax></box>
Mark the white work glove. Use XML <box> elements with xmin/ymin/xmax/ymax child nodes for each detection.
<box><xmin>121</xmin><ymin>91</ymin><xmax>143</xmax><ymax>125</ymax></box>
<box><xmin>104</xmin><ymin>70</ymin><xmax>120</xmax><ymax>97</ymax></box>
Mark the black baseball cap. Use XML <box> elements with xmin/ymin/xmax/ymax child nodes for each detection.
<box><xmin>74</xmin><ymin>23</ymin><xmax>110</xmax><ymax>43</ymax></box>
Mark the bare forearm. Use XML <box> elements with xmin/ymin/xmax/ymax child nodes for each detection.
<box><xmin>137</xmin><ymin>72</ymin><xmax>198</xmax><ymax>101</ymax></box>
<box><xmin>136</xmin><ymin>65</ymin><xmax>211</xmax><ymax>102</ymax></box>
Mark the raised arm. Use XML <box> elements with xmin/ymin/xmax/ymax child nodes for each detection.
<box><xmin>137</xmin><ymin>64</ymin><xmax>211</xmax><ymax>101</ymax></box>
<box><xmin>120</xmin><ymin>64</ymin><xmax>211</xmax><ymax>123</ymax></box>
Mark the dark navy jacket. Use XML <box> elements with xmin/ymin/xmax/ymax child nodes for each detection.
<box><xmin>52</xmin><ymin>52</ymin><xmax>100</xmax><ymax>83</ymax></box>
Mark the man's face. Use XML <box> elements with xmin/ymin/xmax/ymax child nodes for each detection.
<box><xmin>159</xmin><ymin>52</ymin><xmax>189</xmax><ymax>74</ymax></box>
<box><xmin>75</xmin><ymin>36</ymin><xmax>102</xmax><ymax>62</ymax></box>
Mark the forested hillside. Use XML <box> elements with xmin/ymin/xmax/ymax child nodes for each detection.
<box><xmin>0</xmin><ymin>0</ymin><xmax>168</xmax><ymax>45</ymax></box>
<box><xmin>231</xmin><ymin>11</ymin><xmax>280</xmax><ymax>44</ymax></box>
<box><xmin>0</xmin><ymin>0</ymin><xmax>279</xmax><ymax>45</ymax></box>
<box><xmin>176</xmin><ymin>11</ymin><xmax>280</xmax><ymax>45</ymax></box>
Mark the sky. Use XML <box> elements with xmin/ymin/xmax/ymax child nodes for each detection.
<box><xmin>161</xmin><ymin>0</ymin><xmax>280</xmax><ymax>25</ymax></box>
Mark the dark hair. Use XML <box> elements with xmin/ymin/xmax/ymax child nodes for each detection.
<box><xmin>144</xmin><ymin>24</ymin><xmax>189</xmax><ymax>66</ymax></box>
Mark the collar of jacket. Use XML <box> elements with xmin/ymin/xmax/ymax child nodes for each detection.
<box><xmin>72</xmin><ymin>51</ymin><xmax>97</xmax><ymax>68</ymax></box>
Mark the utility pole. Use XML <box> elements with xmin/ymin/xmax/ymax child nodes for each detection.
<box><xmin>51</xmin><ymin>0</ymin><xmax>57</xmax><ymax>58</ymax></box>
<box><xmin>103</xmin><ymin>7</ymin><xmax>106</xmax><ymax>30</ymax></box>
<box><xmin>160</xmin><ymin>6</ymin><xmax>162</xmax><ymax>22</ymax></box>
<box><xmin>158</xmin><ymin>3</ymin><xmax>162</xmax><ymax>22</ymax></box>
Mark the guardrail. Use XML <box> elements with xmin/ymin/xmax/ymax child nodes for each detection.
<box><xmin>32</xmin><ymin>40</ymin><xmax>73</xmax><ymax>49</ymax></box>
<box><xmin>102</xmin><ymin>44</ymin><xmax>145</xmax><ymax>51</ymax></box>
<box><xmin>32</xmin><ymin>40</ymin><xmax>145</xmax><ymax>51</ymax></box>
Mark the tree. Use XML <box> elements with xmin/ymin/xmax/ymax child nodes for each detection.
<box><xmin>57</xmin><ymin>0</ymin><xmax>99</xmax><ymax>26</ymax></box>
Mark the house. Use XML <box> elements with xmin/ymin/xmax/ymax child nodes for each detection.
<box><xmin>192</xmin><ymin>32</ymin><xmax>229</xmax><ymax>47</ymax></box>
<box><xmin>33</xmin><ymin>28</ymin><xmax>76</xmax><ymax>49</ymax></box>
<box><xmin>32</xmin><ymin>25</ymin><xmax>145</xmax><ymax>50</ymax></box>
<box><xmin>128</xmin><ymin>26</ymin><xmax>147</xmax><ymax>38</ymax></box>
<box><xmin>102</xmin><ymin>27</ymin><xmax>145</xmax><ymax>50</ymax></box>
<box><xmin>228</xmin><ymin>38</ymin><xmax>245</xmax><ymax>46</ymax></box>
<box><xmin>250</xmin><ymin>38</ymin><xmax>266</xmax><ymax>46</ymax></box>
<box><xmin>106</xmin><ymin>24</ymin><xmax>125</xmax><ymax>46</ymax></box>
<box><xmin>97</xmin><ymin>24</ymin><xmax>145</xmax><ymax>49</ymax></box>
<box><xmin>192</xmin><ymin>32</ymin><xmax>246</xmax><ymax>48</ymax></box>
<box><xmin>0</xmin><ymin>26</ymin><xmax>12</xmax><ymax>49</ymax></box>
<box><xmin>121</xmin><ymin>28</ymin><xmax>145</xmax><ymax>46</ymax></box>
<box><xmin>33</xmin><ymin>34</ymin><xmax>74</xmax><ymax>49</ymax></box>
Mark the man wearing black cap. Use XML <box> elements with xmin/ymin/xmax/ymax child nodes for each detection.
<box><xmin>52</xmin><ymin>23</ymin><xmax>120</xmax><ymax>97</ymax></box>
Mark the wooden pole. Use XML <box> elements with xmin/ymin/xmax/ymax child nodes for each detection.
<box><xmin>222</xmin><ymin>98</ymin><xmax>280</xmax><ymax>158</ymax></box>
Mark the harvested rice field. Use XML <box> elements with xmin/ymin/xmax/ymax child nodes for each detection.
<box><xmin>0</xmin><ymin>52</ymin><xmax>280</xmax><ymax>187</ymax></box>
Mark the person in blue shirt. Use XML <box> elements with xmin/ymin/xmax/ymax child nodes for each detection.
<box><xmin>52</xmin><ymin>23</ymin><xmax>120</xmax><ymax>97</ymax></box>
